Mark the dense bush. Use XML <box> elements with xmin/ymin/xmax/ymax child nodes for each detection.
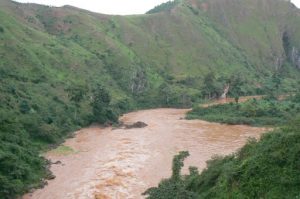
<box><xmin>0</xmin><ymin>111</ymin><xmax>49</xmax><ymax>199</ymax></box>
<box><xmin>187</xmin><ymin>95</ymin><xmax>300</xmax><ymax>126</ymax></box>
<box><xmin>143</xmin><ymin>151</ymin><xmax>198</xmax><ymax>199</ymax></box>
<box><xmin>144</xmin><ymin>118</ymin><xmax>300</xmax><ymax>198</ymax></box>
<box><xmin>90</xmin><ymin>85</ymin><xmax>118</xmax><ymax>124</ymax></box>
<box><xmin>0</xmin><ymin>79</ymin><xmax>120</xmax><ymax>198</ymax></box>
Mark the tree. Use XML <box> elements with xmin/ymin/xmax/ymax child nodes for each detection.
<box><xmin>271</xmin><ymin>72</ymin><xmax>281</xmax><ymax>95</ymax></box>
<box><xmin>66</xmin><ymin>83</ymin><xmax>87</xmax><ymax>120</ymax></box>
<box><xmin>146</xmin><ymin>0</ymin><xmax>180</xmax><ymax>14</ymax></box>
<box><xmin>202</xmin><ymin>72</ymin><xmax>220</xmax><ymax>99</ymax></box>
<box><xmin>19</xmin><ymin>100</ymin><xmax>31</xmax><ymax>114</ymax></box>
<box><xmin>159</xmin><ymin>83</ymin><xmax>172</xmax><ymax>106</ymax></box>
<box><xmin>264</xmin><ymin>72</ymin><xmax>281</xmax><ymax>99</ymax></box>
<box><xmin>143</xmin><ymin>151</ymin><xmax>197</xmax><ymax>199</ymax></box>
<box><xmin>228</xmin><ymin>73</ymin><xmax>244</xmax><ymax>103</ymax></box>
<box><xmin>91</xmin><ymin>85</ymin><xmax>117</xmax><ymax>124</ymax></box>
<box><xmin>171</xmin><ymin>151</ymin><xmax>190</xmax><ymax>181</ymax></box>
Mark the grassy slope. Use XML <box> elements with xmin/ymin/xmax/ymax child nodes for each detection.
<box><xmin>187</xmin><ymin>95</ymin><xmax>300</xmax><ymax>126</ymax></box>
<box><xmin>202</xmin><ymin>0</ymin><xmax>300</xmax><ymax>70</ymax></box>
<box><xmin>0</xmin><ymin>0</ymin><xmax>300</xmax><ymax>197</ymax></box>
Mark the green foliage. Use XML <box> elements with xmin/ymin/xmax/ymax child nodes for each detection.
<box><xmin>145</xmin><ymin>120</ymin><xmax>300</xmax><ymax>198</ymax></box>
<box><xmin>263</xmin><ymin>72</ymin><xmax>283</xmax><ymax>99</ymax></box>
<box><xmin>91</xmin><ymin>85</ymin><xmax>118</xmax><ymax>124</ymax></box>
<box><xmin>143</xmin><ymin>151</ymin><xmax>198</xmax><ymax>199</ymax></box>
<box><xmin>66</xmin><ymin>83</ymin><xmax>88</xmax><ymax>120</ymax></box>
<box><xmin>19</xmin><ymin>100</ymin><xmax>31</xmax><ymax>114</ymax></box>
<box><xmin>0</xmin><ymin>26</ymin><xmax>4</xmax><ymax>33</ymax></box>
<box><xmin>146</xmin><ymin>0</ymin><xmax>181</xmax><ymax>14</ymax></box>
<box><xmin>228</xmin><ymin>73</ymin><xmax>245</xmax><ymax>103</ymax></box>
<box><xmin>201</xmin><ymin>72</ymin><xmax>222</xmax><ymax>99</ymax></box>
<box><xmin>158</xmin><ymin>83</ymin><xmax>194</xmax><ymax>108</ymax></box>
<box><xmin>171</xmin><ymin>151</ymin><xmax>190</xmax><ymax>180</ymax></box>
<box><xmin>0</xmin><ymin>111</ymin><xmax>49</xmax><ymax>199</ymax></box>
<box><xmin>187</xmin><ymin>95</ymin><xmax>300</xmax><ymax>126</ymax></box>
<box><xmin>200</xmin><ymin>72</ymin><xmax>248</xmax><ymax>100</ymax></box>
<box><xmin>66</xmin><ymin>84</ymin><xmax>87</xmax><ymax>105</ymax></box>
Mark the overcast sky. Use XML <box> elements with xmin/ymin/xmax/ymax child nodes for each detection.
<box><xmin>14</xmin><ymin>0</ymin><xmax>300</xmax><ymax>15</ymax></box>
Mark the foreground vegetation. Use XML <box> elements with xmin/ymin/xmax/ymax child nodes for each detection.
<box><xmin>0</xmin><ymin>84</ymin><xmax>119</xmax><ymax>198</ymax></box>
<box><xmin>144</xmin><ymin>117</ymin><xmax>300</xmax><ymax>198</ymax></box>
<box><xmin>145</xmin><ymin>92</ymin><xmax>300</xmax><ymax>198</ymax></box>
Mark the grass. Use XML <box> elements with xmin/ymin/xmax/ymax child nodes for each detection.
<box><xmin>50</xmin><ymin>146</ymin><xmax>76</xmax><ymax>156</ymax></box>
<box><xmin>187</xmin><ymin>95</ymin><xmax>300</xmax><ymax>126</ymax></box>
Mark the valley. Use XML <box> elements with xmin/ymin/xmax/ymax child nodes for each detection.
<box><xmin>24</xmin><ymin>99</ymin><xmax>267</xmax><ymax>199</ymax></box>
<box><xmin>1</xmin><ymin>0</ymin><xmax>300</xmax><ymax>198</ymax></box>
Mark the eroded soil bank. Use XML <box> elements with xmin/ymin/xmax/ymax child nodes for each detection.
<box><xmin>24</xmin><ymin>107</ymin><xmax>267</xmax><ymax>199</ymax></box>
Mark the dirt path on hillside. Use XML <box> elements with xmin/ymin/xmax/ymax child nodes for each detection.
<box><xmin>24</xmin><ymin>97</ymin><xmax>268</xmax><ymax>199</ymax></box>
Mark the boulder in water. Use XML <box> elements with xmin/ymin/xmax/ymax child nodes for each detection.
<box><xmin>125</xmin><ymin>121</ymin><xmax>148</xmax><ymax>129</ymax></box>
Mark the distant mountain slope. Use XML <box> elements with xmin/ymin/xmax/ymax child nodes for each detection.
<box><xmin>146</xmin><ymin>0</ymin><xmax>181</xmax><ymax>14</ymax></box>
<box><xmin>2</xmin><ymin>0</ymin><xmax>300</xmax><ymax>95</ymax></box>
<box><xmin>0</xmin><ymin>0</ymin><xmax>300</xmax><ymax>197</ymax></box>
<box><xmin>201</xmin><ymin>0</ymin><xmax>300</xmax><ymax>70</ymax></box>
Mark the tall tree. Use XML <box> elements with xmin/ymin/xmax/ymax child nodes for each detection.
<box><xmin>228</xmin><ymin>73</ymin><xmax>244</xmax><ymax>103</ymax></box>
<box><xmin>66</xmin><ymin>83</ymin><xmax>87</xmax><ymax>120</ymax></box>
<box><xmin>202</xmin><ymin>72</ymin><xmax>219</xmax><ymax>99</ymax></box>
<box><xmin>91</xmin><ymin>85</ymin><xmax>117</xmax><ymax>124</ymax></box>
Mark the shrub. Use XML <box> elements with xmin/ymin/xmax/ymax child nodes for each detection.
<box><xmin>144</xmin><ymin>120</ymin><xmax>300</xmax><ymax>198</ymax></box>
<box><xmin>91</xmin><ymin>85</ymin><xmax>118</xmax><ymax>124</ymax></box>
<box><xmin>187</xmin><ymin>96</ymin><xmax>300</xmax><ymax>126</ymax></box>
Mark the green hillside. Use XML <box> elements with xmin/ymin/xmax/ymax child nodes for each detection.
<box><xmin>0</xmin><ymin>0</ymin><xmax>300</xmax><ymax>197</ymax></box>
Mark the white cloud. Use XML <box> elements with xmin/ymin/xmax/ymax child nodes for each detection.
<box><xmin>14</xmin><ymin>0</ymin><xmax>171</xmax><ymax>15</ymax></box>
<box><xmin>292</xmin><ymin>0</ymin><xmax>300</xmax><ymax>7</ymax></box>
<box><xmin>13</xmin><ymin>0</ymin><xmax>300</xmax><ymax>15</ymax></box>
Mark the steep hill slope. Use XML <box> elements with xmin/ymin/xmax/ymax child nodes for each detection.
<box><xmin>0</xmin><ymin>0</ymin><xmax>300</xmax><ymax>197</ymax></box>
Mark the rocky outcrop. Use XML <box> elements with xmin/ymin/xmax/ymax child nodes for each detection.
<box><xmin>114</xmin><ymin>121</ymin><xmax>148</xmax><ymax>130</ymax></box>
<box><xmin>125</xmin><ymin>121</ymin><xmax>148</xmax><ymax>129</ymax></box>
<box><xmin>130</xmin><ymin>70</ymin><xmax>148</xmax><ymax>94</ymax></box>
<box><xmin>291</xmin><ymin>47</ymin><xmax>300</xmax><ymax>69</ymax></box>
<box><xmin>282</xmin><ymin>31</ymin><xmax>300</xmax><ymax>69</ymax></box>
<box><xmin>220</xmin><ymin>84</ymin><xmax>230</xmax><ymax>99</ymax></box>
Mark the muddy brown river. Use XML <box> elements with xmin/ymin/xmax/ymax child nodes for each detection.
<box><xmin>24</xmin><ymin>100</ymin><xmax>268</xmax><ymax>199</ymax></box>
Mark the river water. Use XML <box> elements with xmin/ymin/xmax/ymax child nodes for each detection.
<box><xmin>24</xmin><ymin>103</ymin><xmax>267</xmax><ymax>199</ymax></box>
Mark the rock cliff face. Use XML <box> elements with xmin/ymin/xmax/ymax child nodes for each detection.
<box><xmin>282</xmin><ymin>29</ymin><xmax>300</xmax><ymax>69</ymax></box>
<box><xmin>291</xmin><ymin>47</ymin><xmax>300</xmax><ymax>69</ymax></box>
<box><xmin>221</xmin><ymin>84</ymin><xmax>230</xmax><ymax>99</ymax></box>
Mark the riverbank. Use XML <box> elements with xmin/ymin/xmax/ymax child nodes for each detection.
<box><xmin>187</xmin><ymin>94</ymin><xmax>300</xmax><ymax>126</ymax></box>
<box><xmin>23</xmin><ymin>108</ymin><xmax>267</xmax><ymax>199</ymax></box>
